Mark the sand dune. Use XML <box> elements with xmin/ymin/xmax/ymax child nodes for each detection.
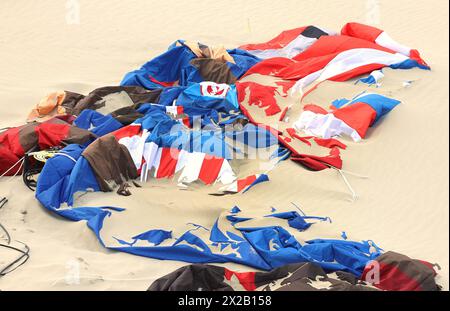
<box><xmin>0</xmin><ymin>0</ymin><xmax>448</xmax><ymax>290</ymax></box>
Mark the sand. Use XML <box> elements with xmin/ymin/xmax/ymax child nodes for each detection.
<box><xmin>0</xmin><ymin>0</ymin><xmax>448</xmax><ymax>290</ymax></box>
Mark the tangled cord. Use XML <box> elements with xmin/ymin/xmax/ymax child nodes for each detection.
<box><xmin>0</xmin><ymin>200</ymin><xmax>31</xmax><ymax>278</ymax></box>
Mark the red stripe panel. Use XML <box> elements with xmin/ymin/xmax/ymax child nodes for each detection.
<box><xmin>198</xmin><ymin>155</ymin><xmax>224</xmax><ymax>185</ymax></box>
<box><xmin>239</xmin><ymin>26</ymin><xmax>307</xmax><ymax>51</ymax></box>
<box><xmin>328</xmin><ymin>63</ymin><xmax>385</xmax><ymax>82</ymax></box>
<box><xmin>341</xmin><ymin>22</ymin><xmax>383</xmax><ymax>43</ymax></box>
<box><xmin>332</xmin><ymin>102</ymin><xmax>377</xmax><ymax>138</ymax></box>
<box><xmin>313</xmin><ymin>137</ymin><xmax>347</xmax><ymax>149</ymax></box>
<box><xmin>286</xmin><ymin>128</ymin><xmax>312</xmax><ymax>146</ymax></box>
<box><xmin>156</xmin><ymin>148</ymin><xmax>180</xmax><ymax>178</ymax></box>
<box><xmin>148</xmin><ymin>75</ymin><xmax>176</xmax><ymax>87</ymax></box>
<box><xmin>237</xmin><ymin>175</ymin><xmax>258</xmax><ymax>192</ymax></box>
<box><xmin>111</xmin><ymin>124</ymin><xmax>141</xmax><ymax>140</ymax></box>
<box><xmin>224</xmin><ymin>268</ymin><xmax>257</xmax><ymax>291</ymax></box>
<box><xmin>293</xmin><ymin>35</ymin><xmax>394</xmax><ymax>62</ymax></box>
<box><xmin>303</xmin><ymin>104</ymin><xmax>327</xmax><ymax>115</ymax></box>
<box><xmin>35</xmin><ymin>123</ymin><xmax>70</xmax><ymax>150</ymax></box>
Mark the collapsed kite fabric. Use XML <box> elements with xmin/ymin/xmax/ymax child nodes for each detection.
<box><xmin>149</xmin><ymin>251</ymin><xmax>440</xmax><ymax>291</ymax></box>
<box><xmin>0</xmin><ymin>22</ymin><xmax>439</xmax><ymax>288</ymax></box>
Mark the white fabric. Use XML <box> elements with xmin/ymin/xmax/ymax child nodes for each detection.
<box><xmin>248</xmin><ymin>35</ymin><xmax>318</xmax><ymax>59</ymax></box>
<box><xmin>175</xmin><ymin>149</ymin><xmax>189</xmax><ymax>173</ymax></box>
<box><xmin>293</xmin><ymin>110</ymin><xmax>362</xmax><ymax>142</ymax></box>
<box><xmin>140</xmin><ymin>142</ymin><xmax>159</xmax><ymax>182</ymax></box>
<box><xmin>375</xmin><ymin>31</ymin><xmax>411</xmax><ymax>57</ymax></box>
<box><xmin>152</xmin><ymin>148</ymin><xmax>163</xmax><ymax>177</ymax></box>
<box><xmin>166</xmin><ymin>105</ymin><xmax>178</xmax><ymax>115</ymax></box>
<box><xmin>369</xmin><ymin>69</ymin><xmax>384</xmax><ymax>82</ymax></box>
<box><xmin>216</xmin><ymin>160</ymin><xmax>236</xmax><ymax>185</ymax></box>
<box><xmin>246</xmin><ymin>26</ymin><xmax>335</xmax><ymax>60</ymax></box>
<box><xmin>200</xmin><ymin>82</ymin><xmax>230</xmax><ymax>98</ymax></box>
<box><xmin>291</xmin><ymin>48</ymin><xmax>409</xmax><ymax>95</ymax></box>
<box><xmin>118</xmin><ymin>130</ymin><xmax>150</xmax><ymax>169</ymax></box>
<box><xmin>177</xmin><ymin>152</ymin><xmax>206</xmax><ymax>184</ymax></box>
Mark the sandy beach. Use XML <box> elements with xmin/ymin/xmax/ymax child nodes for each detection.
<box><xmin>0</xmin><ymin>0</ymin><xmax>448</xmax><ymax>290</ymax></box>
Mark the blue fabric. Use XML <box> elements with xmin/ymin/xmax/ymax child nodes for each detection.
<box><xmin>75</xmin><ymin>109</ymin><xmax>123</xmax><ymax>136</ymax></box>
<box><xmin>121</xmin><ymin>44</ymin><xmax>196</xmax><ymax>88</ymax></box>
<box><xmin>332</xmin><ymin>93</ymin><xmax>401</xmax><ymax>124</ymax></box>
<box><xmin>242</xmin><ymin>174</ymin><xmax>269</xmax><ymax>193</ymax></box>
<box><xmin>120</xmin><ymin>42</ymin><xmax>261</xmax><ymax>89</ymax></box>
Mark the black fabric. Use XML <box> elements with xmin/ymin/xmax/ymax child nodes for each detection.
<box><xmin>301</xmin><ymin>25</ymin><xmax>329</xmax><ymax>39</ymax></box>
<box><xmin>148</xmin><ymin>264</ymin><xmax>232</xmax><ymax>291</ymax></box>
<box><xmin>148</xmin><ymin>263</ymin><xmax>379</xmax><ymax>291</ymax></box>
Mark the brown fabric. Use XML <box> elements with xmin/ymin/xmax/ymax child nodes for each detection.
<box><xmin>29</xmin><ymin>87</ymin><xmax>162</xmax><ymax>122</ymax></box>
<box><xmin>66</xmin><ymin>126</ymin><xmax>97</xmax><ymax>146</ymax></box>
<box><xmin>82</xmin><ymin>135</ymin><xmax>138</xmax><ymax>192</ymax></box>
<box><xmin>182</xmin><ymin>41</ymin><xmax>235</xmax><ymax>63</ymax></box>
<box><xmin>110</xmin><ymin>106</ymin><xmax>144</xmax><ymax>125</ymax></box>
<box><xmin>71</xmin><ymin>86</ymin><xmax>162</xmax><ymax>115</ymax></box>
<box><xmin>190</xmin><ymin>58</ymin><xmax>237</xmax><ymax>84</ymax></box>
<box><xmin>18</xmin><ymin>123</ymin><xmax>39</xmax><ymax>153</ymax></box>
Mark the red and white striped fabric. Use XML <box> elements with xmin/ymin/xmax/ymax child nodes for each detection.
<box><xmin>240</xmin><ymin>23</ymin><xmax>428</xmax><ymax>98</ymax></box>
<box><xmin>109</xmin><ymin>123</ymin><xmax>236</xmax><ymax>186</ymax></box>
<box><xmin>239</xmin><ymin>25</ymin><xmax>333</xmax><ymax>59</ymax></box>
<box><xmin>219</xmin><ymin>174</ymin><xmax>263</xmax><ymax>193</ymax></box>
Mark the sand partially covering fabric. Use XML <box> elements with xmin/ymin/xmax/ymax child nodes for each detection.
<box><xmin>0</xmin><ymin>0</ymin><xmax>448</xmax><ymax>290</ymax></box>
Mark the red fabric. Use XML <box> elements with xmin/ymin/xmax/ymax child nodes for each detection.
<box><xmin>286</xmin><ymin>128</ymin><xmax>312</xmax><ymax>146</ymax></box>
<box><xmin>294</xmin><ymin>35</ymin><xmax>394</xmax><ymax>61</ymax></box>
<box><xmin>0</xmin><ymin>126</ymin><xmax>24</xmax><ymax>157</ymax></box>
<box><xmin>239</xmin><ymin>26</ymin><xmax>307</xmax><ymax>51</ymax></box>
<box><xmin>0</xmin><ymin>145</ymin><xmax>21</xmax><ymax>176</ymax></box>
<box><xmin>362</xmin><ymin>262</ymin><xmax>424</xmax><ymax>291</ymax></box>
<box><xmin>111</xmin><ymin>124</ymin><xmax>142</xmax><ymax>140</ymax></box>
<box><xmin>148</xmin><ymin>75</ymin><xmax>176</xmax><ymax>87</ymax></box>
<box><xmin>341</xmin><ymin>22</ymin><xmax>383</xmax><ymax>42</ymax></box>
<box><xmin>242</xmin><ymin>57</ymin><xmax>296</xmax><ymax>78</ymax></box>
<box><xmin>237</xmin><ymin>175</ymin><xmax>258</xmax><ymax>192</ymax></box>
<box><xmin>280</xmin><ymin>135</ymin><xmax>342</xmax><ymax>170</ymax></box>
<box><xmin>303</xmin><ymin>104</ymin><xmax>327</xmax><ymax>115</ymax></box>
<box><xmin>244</xmin><ymin>35</ymin><xmax>396</xmax><ymax>82</ymax></box>
<box><xmin>313</xmin><ymin>137</ymin><xmax>347</xmax><ymax>149</ymax></box>
<box><xmin>35</xmin><ymin>123</ymin><xmax>70</xmax><ymax>150</ymax></box>
<box><xmin>275</xmin><ymin>80</ymin><xmax>296</xmax><ymax>96</ymax></box>
<box><xmin>236</xmin><ymin>82</ymin><xmax>281</xmax><ymax>116</ymax></box>
<box><xmin>410</xmin><ymin>49</ymin><xmax>428</xmax><ymax>67</ymax></box>
<box><xmin>278</xmin><ymin>106</ymin><xmax>289</xmax><ymax>122</ymax></box>
<box><xmin>156</xmin><ymin>148</ymin><xmax>179</xmax><ymax>178</ymax></box>
<box><xmin>198</xmin><ymin>155</ymin><xmax>224</xmax><ymax>185</ymax></box>
<box><xmin>224</xmin><ymin>268</ymin><xmax>257</xmax><ymax>291</ymax></box>
<box><xmin>182</xmin><ymin>117</ymin><xmax>190</xmax><ymax>128</ymax></box>
<box><xmin>293</xmin><ymin>147</ymin><xmax>343</xmax><ymax>170</ymax></box>
<box><xmin>328</xmin><ymin>63</ymin><xmax>385</xmax><ymax>82</ymax></box>
<box><xmin>332</xmin><ymin>102</ymin><xmax>377</xmax><ymax>138</ymax></box>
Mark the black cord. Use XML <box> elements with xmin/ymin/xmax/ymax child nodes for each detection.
<box><xmin>0</xmin><ymin>197</ymin><xmax>8</xmax><ymax>209</ymax></box>
<box><xmin>0</xmin><ymin>199</ymin><xmax>31</xmax><ymax>277</ymax></box>
<box><xmin>0</xmin><ymin>241</ymin><xmax>30</xmax><ymax>277</ymax></box>
<box><xmin>0</xmin><ymin>222</ymin><xmax>11</xmax><ymax>244</ymax></box>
